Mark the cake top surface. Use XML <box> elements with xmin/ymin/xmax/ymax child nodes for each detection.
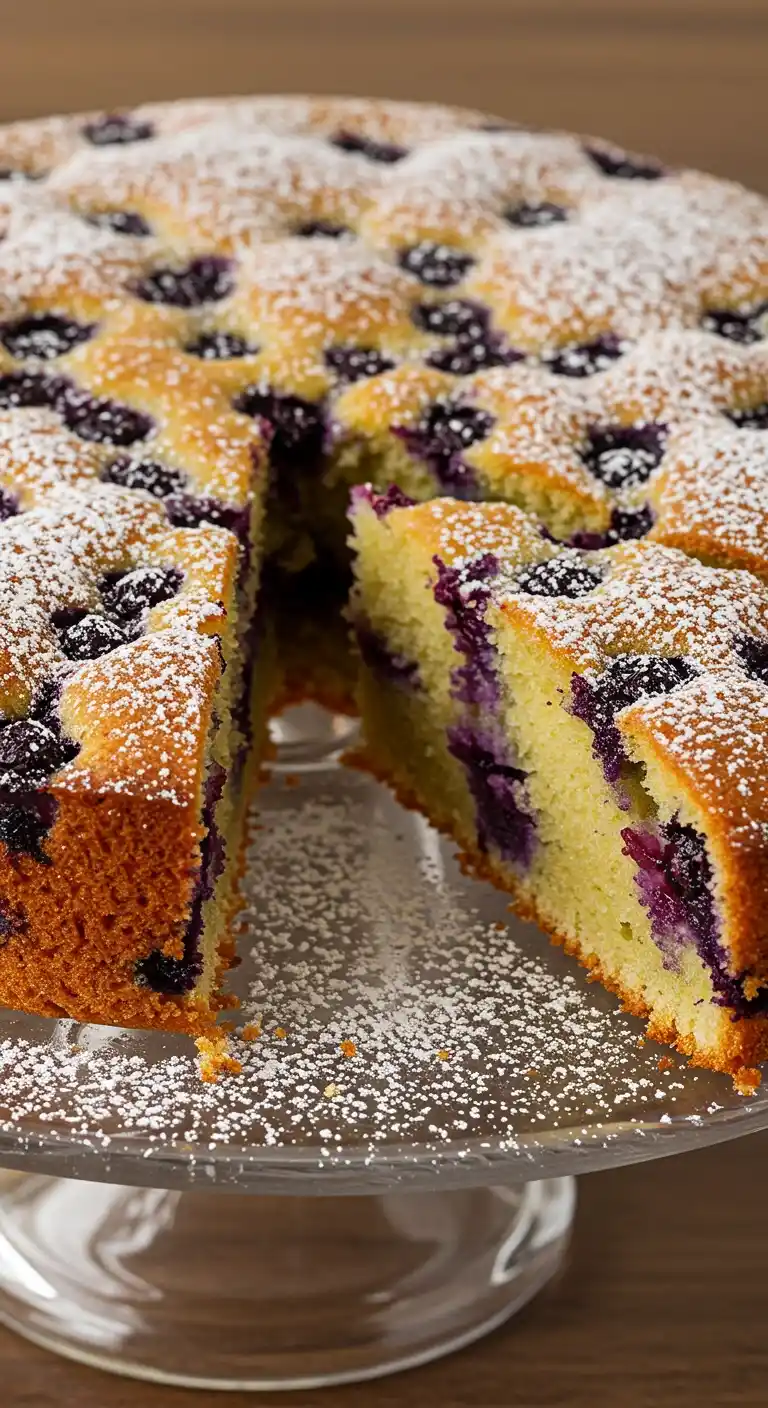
<box><xmin>0</xmin><ymin>93</ymin><xmax>767</xmax><ymax>799</ymax></box>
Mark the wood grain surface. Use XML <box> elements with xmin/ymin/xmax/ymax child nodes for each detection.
<box><xmin>0</xmin><ymin>2</ymin><xmax>767</xmax><ymax>1405</ymax></box>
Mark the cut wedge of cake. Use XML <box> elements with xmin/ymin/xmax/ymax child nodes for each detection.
<box><xmin>350</xmin><ymin>490</ymin><xmax>768</xmax><ymax>1075</ymax></box>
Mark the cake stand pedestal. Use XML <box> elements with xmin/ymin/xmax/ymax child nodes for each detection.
<box><xmin>0</xmin><ymin>706</ymin><xmax>762</xmax><ymax>1390</ymax></box>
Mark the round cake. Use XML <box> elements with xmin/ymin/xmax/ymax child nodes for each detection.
<box><xmin>0</xmin><ymin>95</ymin><xmax>765</xmax><ymax>1076</ymax></box>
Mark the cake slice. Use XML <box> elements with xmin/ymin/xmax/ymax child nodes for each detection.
<box><xmin>0</xmin><ymin>481</ymin><xmax>264</xmax><ymax>1033</ymax></box>
<box><xmin>350</xmin><ymin>488</ymin><xmax>768</xmax><ymax>1076</ymax></box>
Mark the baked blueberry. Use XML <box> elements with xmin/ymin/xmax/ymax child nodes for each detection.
<box><xmin>234</xmin><ymin>388</ymin><xmax>325</xmax><ymax>471</ymax></box>
<box><xmin>399</xmin><ymin>241</ymin><xmax>475</xmax><ymax>288</ymax></box>
<box><xmin>133</xmin><ymin>256</ymin><xmax>234</xmax><ymax>308</ymax></box>
<box><xmin>0</xmin><ymin>803</ymin><xmax>51</xmax><ymax>860</ymax></box>
<box><xmin>185</xmin><ymin>331</ymin><xmax>257</xmax><ymax>360</ymax></box>
<box><xmin>572</xmin><ymin>653</ymin><xmax>697</xmax><ymax>783</ymax></box>
<box><xmin>163</xmin><ymin>491</ymin><xmax>250</xmax><ymax>541</ymax></box>
<box><xmin>584</xmin><ymin>145</ymin><xmax>665</xmax><ymax>180</ymax></box>
<box><xmin>609</xmin><ymin>504</ymin><xmax>655</xmax><ymax>541</ymax></box>
<box><xmin>102</xmin><ymin>566</ymin><xmax>183</xmax><ymax>620</ymax></box>
<box><xmin>324</xmin><ymin>344</ymin><xmax>395</xmax><ymax>381</ymax></box>
<box><xmin>86</xmin><ymin>210</ymin><xmax>152</xmax><ymax>237</ymax></box>
<box><xmin>82</xmin><ymin>113</ymin><xmax>155</xmax><ymax>146</ymax></box>
<box><xmin>516</xmin><ymin>556</ymin><xmax>603</xmax><ymax>598</ymax></box>
<box><xmin>726</xmin><ymin>402</ymin><xmax>768</xmax><ymax>430</ymax></box>
<box><xmin>0</xmin><ymin>488</ymin><xmax>18</xmax><ymax>521</ymax></box>
<box><xmin>734</xmin><ymin>636</ymin><xmax>768</xmax><ymax>684</ymax></box>
<box><xmin>413</xmin><ymin>299</ymin><xmax>488</xmax><ymax>339</ymax></box>
<box><xmin>0</xmin><ymin>720</ymin><xmax>69</xmax><ymax>777</ymax></box>
<box><xmin>59</xmin><ymin>613</ymin><xmax>134</xmax><ymax>661</ymax></box>
<box><xmin>358</xmin><ymin>483</ymin><xmax>416</xmax><ymax>519</ymax></box>
<box><xmin>396</xmin><ymin>401</ymin><xmax>493</xmax><ymax>497</ymax></box>
<box><xmin>582</xmin><ymin>423</ymin><xmax>667</xmax><ymax>489</ymax></box>
<box><xmin>63</xmin><ymin>394</ymin><xmax>153</xmax><ymax>446</ymax></box>
<box><xmin>330</xmin><ymin>131</ymin><xmax>407</xmax><ymax>163</ymax></box>
<box><xmin>543</xmin><ymin>335</ymin><xmax>627</xmax><ymax>378</ymax></box>
<box><xmin>0</xmin><ymin>313</ymin><xmax>95</xmax><ymax>361</ymax></box>
<box><xmin>135</xmin><ymin>949</ymin><xmax>200</xmax><ymax>994</ymax></box>
<box><xmin>102</xmin><ymin>457</ymin><xmax>187</xmax><ymax>498</ymax></box>
<box><xmin>0</xmin><ymin>371</ymin><xmax>69</xmax><ymax>410</ymax></box>
<box><xmin>447</xmin><ymin>722</ymin><xmax>536</xmax><ymax>867</ymax></box>
<box><xmin>504</xmin><ymin>201</ymin><xmax>568</xmax><ymax>228</ymax></box>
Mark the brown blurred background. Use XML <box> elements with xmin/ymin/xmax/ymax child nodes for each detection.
<box><xmin>3</xmin><ymin>0</ymin><xmax>767</xmax><ymax>189</ymax></box>
<box><xmin>2</xmin><ymin>3</ymin><xmax>768</xmax><ymax>1406</ymax></box>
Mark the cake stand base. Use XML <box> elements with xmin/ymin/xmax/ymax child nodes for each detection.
<box><xmin>0</xmin><ymin>1173</ymin><xmax>575</xmax><ymax>1390</ymax></box>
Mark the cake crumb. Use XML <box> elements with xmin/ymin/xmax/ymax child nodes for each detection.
<box><xmin>339</xmin><ymin>1039</ymin><xmax>357</xmax><ymax>1058</ymax></box>
<box><xmin>240</xmin><ymin>1023</ymin><xmax>262</xmax><ymax>1042</ymax></box>
<box><xmin>733</xmin><ymin>1066</ymin><xmax>761</xmax><ymax>1096</ymax></box>
<box><xmin>436</xmin><ymin>1049</ymin><xmax>451</xmax><ymax>1062</ymax></box>
<box><xmin>274</xmin><ymin>1026</ymin><xmax>288</xmax><ymax>1040</ymax></box>
<box><xmin>657</xmin><ymin>1056</ymin><xmax>674</xmax><ymax>1072</ymax></box>
<box><xmin>324</xmin><ymin>1082</ymin><xmax>342</xmax><ymax>1098</ymax></box>
<box><xmin>195</xmin><ymin>1035</ymin><xmax>243</xmax><ymax>1083</ymax></box>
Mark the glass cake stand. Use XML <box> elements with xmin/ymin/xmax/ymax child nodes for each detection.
<box><xmin>0</xmin><ymin>705</ymin><xmax>764</xmax><ymax>1391</ymax></box>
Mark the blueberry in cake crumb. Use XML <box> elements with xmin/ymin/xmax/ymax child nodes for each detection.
<box><xmin>0</xmin><ymin>314</ymin><xmax>96</xmax><ymax>362</ymax></box>
<box><xmin>399</xmin><ymin>241</ymin><xmax>475</xmax><ymax>288</ymax></box>
<box><xmin>82</xmin><ymin>113</ymin><xmax>154</xmax><ymax>146</ymax></box>
<box><xmin>330</xmin><ymin>131</ymin><xmax>407</xmax><ymax>163</ymax></box>
<box><xmin>0</xmin><ymin>720</ymin><xmax>75</xmax><ymax>780</ymax></box>
<box><xmin>701</xmin><ymin>303</ymin><xmax>768</xmax><ymax>345</ymax></box>
<box><xmin>396</xmin><ymin>401</ymin><xmax>493</xmax><ymax>497</ymax></box>
<box><xmin>726</xmin><ymin>402</ymin><xmax>768</xmax><ymax>430</ymax></box>
<box><xmin>63</xmin><ymin>394</ymin><xmax>154</xmax><ymax>446</ymax></box>
<box><xmin>515</xmin><ymin>555</ymin><xmax>603</xmax><ymax>598</ymax></box>
<box><xmin>86</xmin><ymin>210</ymin><xmax>153</xmax><ymax>237</ymax></box>
<box><xmin>234</xmin><ymin>388</ymin><xmax>325</xmax><ymax>472</ymax></box>
<box><xmin>294</xmin><ymin>219</ymin><xmax>353</xmax><ymax>238</ymax></box>
<box><xmin>571</xmin><ymin>654</ymin><xmax>698</xmax><ymax>784</ymax></box>
<box><xmin>734</xmin><ymin>636</ymin><xmax>768</xmax><ymax>684</ymax></box>
<box><xmin>584</xmin><ymin>144</ymin><xmax>665</xmax><ymax>180</ymax></box>
<box><xmin>504</xmin><ymin>201</ymin><xmax>568</xmax><ymax>227</ymax></box>
<box><xmin>621</xmin><ymin>819</ymin><xmax>717</xmax><ymax>967</ymax></box>
<box><xmin>58</xmin><ymin>613</ymin><xmax>135</xmax><ymax>661</ymax></box>
<box><xmin>133</xmin><ymin>257</ymin><xmax>234</xmax><ymax>308</ymax></box>
<box><xmin>0</xmin><ymin>488</ymin><xmax>18</xmax><ymax>521</ymax></box>
<box><xmin>447</xmin><ymin>722</ymin><xmax>536</xmax><ymax>868</ymax></box>
<box><xmin>101</xmin><ymin>566</ymin><xmax>183</xmax><ymax>621</ymax></box>
<box><xmin>610</xmin><ymin>504</ymin><xmax>655</xmax><ymax>541</ymax></box>
<box><xmin>355</xmin><ymin>624</ymin><xmax>421</xmax><ymax>691</ymax></box>
<box><xmin>0</xmin><ymin>371</ymin><xmax>69</xmax><ymax>410</ymax></box>
<box><xmin>542</xmin><ymin>335</ymin><xmax>627</xmax><ymax>378</ymax></box>
<box><xmin>582</xmin><ymin>423</ymin><xmax>667</xmax><ymax>489</ymax></box>
<box><xmin>185</xmin><ymin>331</ymin><xmax>257</xmax><ymax>360</ymax></box>
<box><xmin>324</xmin><ymin>345</ymin><xmax>395</xmax><ymax>382</ymax></box>
<box><xmin>102</xmin><ymin>456</ymin><xmax>187</xmax><ymax>498</ymax></box>
<box><xmin>352</xmin><ymin>483</ymin><xmax>416</xmax><ymax>519</ymax></box>
<box><xmin>0</xmin><ymin>803</ymin><xmax>53</xmax><ymax>861</ymax></box>
<box><xmin>135</xmin><ymin>949</ymin><xmax>202</xmax><ymax>995</ymax></box>
<box><xmin>433</xmin><ymin>552</ymin><xmax>501</xmax><ymax>706</ymax></box>
<box><xmin>163</xmin><ymin>490</ymin><xmax>250</xmax><ymax>541</ymax></box>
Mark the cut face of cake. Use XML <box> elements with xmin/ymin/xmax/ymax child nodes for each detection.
<box><xmin>350</xmin><ymin>491</ymin><xmax>768</xmax><ymax>1074</ymax></box>
<box><xmin>0</xmin><ymin>93</ymin><xmax>767</xmax><ymax>1056</ymax></box>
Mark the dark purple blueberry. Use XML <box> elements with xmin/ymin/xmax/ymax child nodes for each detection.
<box><xmin>330</xmin><ymin>131</ymin><xmax>407</xmax><ymax>163</ymax></box>
<box><xmin>294</xmin><ymin>219</ymin><xmax>353</xmax><ymax>238</ymax></box>
<box><xmin>0</xmin><ymin>371</ymin><xmax>69</xmax><ymax>410</ymax></box>
<box><xmin>82</xmin><ymin>113</ymin><xmax>155</xmax><ymax>146</ymax></box>
<box><xmin>63</xmin><ymin>394</ymin><xmax>153</xmax><ymax>446</ymax></box>
<box><xmin>413</xmin><ymin>298</ymin><xmax>523</xmax><ymax>374</ymax></box>
<box><xmin>0</xmin><ymin>803</ymin><xmax>51</xmax><ymax>860</ymax></box>
<box><xmin>102</xmin><ymin>456</ymin><xmax>187</xmax><ymax>498</ymax></box>
<box><xmin>515</xmin><ymin>555</ymin><xmax>603</xmax><ymax>599</ymax></box>
<box><xmin>447</xmin><ymin>722</ymin><xmax>536</xmax><ymax>868</ymax></box>
<box><xmin>399</xmin><ymin>242</ymin><xmax>475</xmax><ymax>288</ymax></box>
<box><xmin>428</xmin><ymin>336</ymin><xmax>523</xmax><ymax>376</ymax></box>
<box><xmin>734</xmin><ymin>636</ymin><xmax>768</xmax><ymax>684</ymax></box>
<box><xmin>234</xmin><ymin>388</ymin><xmax>325</xmax><ymax>473</ymax></box>
<box><xmin>324</xmin><ymin>345</ymin><xmax>395</xmax><ymax>382</ymax></box>
<box><xmin>86</xmin><ymin>210</ymin><xmax>153</xmax><ymax>237</ymax></box>
<box><xmin>352</xmin><ymin>483</ymin><xmax>416</xmax><ymax>519</ymax></box>
<box><xmin>355</xmin><ymin>624</ymin><xmax>421</xmax><ymax>691</ymax></box>
<box><xmin>133</xmin><ymin>256</ymin><xmax>234</xmax><ymax>309</ymax></box>
<box><xmin>609</xmin><ymin>504</ymin><xmax>655</xmax><ymax>542</ymax></box>
<box><xmin>135</xmin><ymin>949</ymin><xmax>200</xmax><ymax>995</ymax></box>
<box><xmin>504</xmin><ymin>201</ymin><xmax>568</xmax><ymax>228</ymax></box>
<box><xmin>622</xmin><ymin>820</ymin><xmax>716</xmax><ymax>968</ymax></box>
<box><xmin>413</xmin><ymin>299</ymin><xmax>488</xmax><ymax>339</ymax></box>
<box><xmin>433</xmin><ymin>552</ymin><xmax>500</xmax><ymax>706</ymax></box>
<box><xmin>582</xmin><ymin>423</ymin><xmax>667</xmax><ymax>490</ymax></box>
<box><xmin>396</xmin><ymin>400</ymin><xmax>492</xmax><ymax>497</ymax></box>
<box><xmin>0</xmin><ymin>314</ymin><xmax>95</xmax><ymax>362</ymax></box>
<box><xmin>102</xmin><ymin>566</ymin><xmax>183</xmax><ymax>621</ymax></box>
<box><xmin>0</xmin><ymin>487</ymin><xmax>18</xmax><ymax>521</ymax></box>
<box><xmin>0</xmin><ymin>719</ymin><xmax>70</xmax><ymax>777</ymax></box>
<box><xmin>702</xmin><ymin>303</ymin><xmax>768</xmax><ymax>345</ymax></box>
<box><xmin>584</xmin><ymin>144</ymin><xmax>665</xmax><ymax>180</ymax></box>
<box><xmin>185</xmin><ymin>331</ymin><xmax>257</xmax><ymax>361</ymax></box>
<box><xmin>726</xmin><ymin>402</ymin><xmax>768</xmax><ymax>430</ymax></box>
<box><xmin>163</xmin><ymin>491</ymin><xmax>250</xmax><ymax>542</ymax></box>
<box><xmin>58</xmin><ymin>613</ymin><xmax>134</xmax><ymax>662</ymax></box>
<box><xmin>542</xmin><ymin>335</ymin><xmax>627</xmax><ymax>378</ymax></box>
<box><xmin>571</xmin><ymin>654</ymin><xmax>698</xmax><ymax>785</ymax></box>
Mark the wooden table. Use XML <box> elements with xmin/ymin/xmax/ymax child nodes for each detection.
<box><xmin>1</xmin><ymin>1</ymin><xmax>767</xmax><ymax>1403</ymax></box>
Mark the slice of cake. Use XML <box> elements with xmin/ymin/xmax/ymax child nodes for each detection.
<box><xmin>350</xmin><ymin>489</ymin><xmax>768</xmax><ymax>1076</ymax></box>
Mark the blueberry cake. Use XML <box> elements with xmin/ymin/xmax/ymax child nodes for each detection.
<box><xmin>0</xmin><ymin>96</ymin><xmax>767</xmax><ymax>1060</ymax></box>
